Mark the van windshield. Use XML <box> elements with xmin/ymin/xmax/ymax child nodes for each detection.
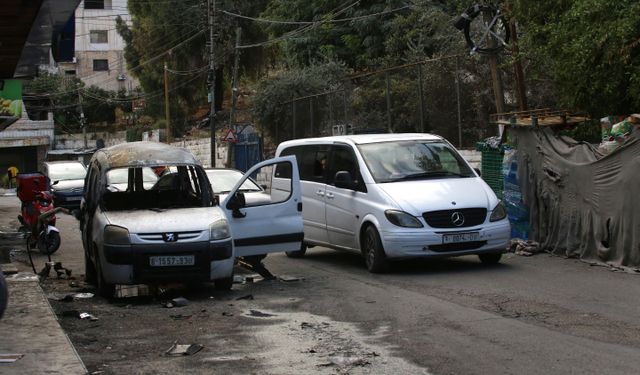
<box><xmin>358</xmin><ymin>140</ymin><xmax>474</xmax><ymax>183</ymax></box>
<box><xmin>102</xmin><ymin>165</ymin><xmax>212</xmax><ymax>211</ymax></box>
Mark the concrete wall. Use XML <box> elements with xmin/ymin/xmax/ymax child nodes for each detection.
<box><xmin>169</xmin><ymin>138</ymin><xmax>228</xmax><ymax>168</ymax></box>
<box><xmin>54</xmin><ymin>130</ymin><xmax>127</xmax><ymax>150</ymax></box>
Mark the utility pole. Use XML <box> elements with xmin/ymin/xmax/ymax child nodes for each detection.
<box><xmin>482</xmin><ymin>9</ymin><xmax>505</xmax><ymax>115</ymax></box>
<box><xmin>226</xmin><ymin>27</ymin><xmax>242</xmax><ymax>168</ymax></box>
<box><xmin>506</xmin><ymin>2</ymin><xmax>527</xmax><ymax>111</ymax></box>
<box><xmin>164</xmin><ymin>61</ymin><xmax>171</xmax><ymax>143</ymax></box>
<box><xmin>77</xmin><ymin>85</ymin><xmax>87</xmax><ymax>149</ymax></box>
<box><xmin>208</xmin><ymin>0</ymin><xmax>217</xmax><ymax>167</ymax></box>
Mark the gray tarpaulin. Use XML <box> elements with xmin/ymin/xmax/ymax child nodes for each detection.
<box><xmin>513</xmin><ymin>127</ymin><xmax>640</xmax><ymax>271</ymax></box>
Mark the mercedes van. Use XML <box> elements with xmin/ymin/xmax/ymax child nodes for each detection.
<box><xmin>274</xmin><ymin>133</ymin><xmax>511</xmax><ymax>273</ymax></box>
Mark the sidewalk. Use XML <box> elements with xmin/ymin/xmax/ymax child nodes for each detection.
<box><xmin>0</xmin><ymin>192</ymin><xmax>87</xmax><ymax>374</ymax></box>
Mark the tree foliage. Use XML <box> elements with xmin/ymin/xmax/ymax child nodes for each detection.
<box><xmin>251</xmin><ymin>61</ymin><xmax>347</xmax><ymax>142</ymax></box>
<box><xmin>116</xmin><ymin>0</ymin><xmax>270</xmax><ymax>136</ymax></box>
<box><xmin>512</xmin><ymin>0</ymin><xmax>640</xmax><ymax>116</ymax></box>
<box><xmin>24</xmin><ymin>73</ymin><xmax>118</xmax><ymax>133</ymax></box>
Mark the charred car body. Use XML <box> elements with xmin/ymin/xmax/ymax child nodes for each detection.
<box><xmin>79</xmin><ymin>142</ymin><xmax>303</xmax><ymax>297</ymax></box>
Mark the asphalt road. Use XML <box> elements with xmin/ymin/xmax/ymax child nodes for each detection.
<box><xmin>12</xmin><ymin>208</ymin><xmax>640</xmax><ymax>375</ymax></box>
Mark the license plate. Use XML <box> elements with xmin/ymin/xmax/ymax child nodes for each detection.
<box><xmin>67</xmin><ymin>196</ymin><xmax>82</xmax><ymax>201</ymax></box>
<box><xmin>442</xmin><ymin>232</ymin><xmax>480</xmax><ymax>244</ymax></box>
<box><xmin>149</xmin><ymin>255</ymin><xmax>195</xmax><ymax>267</ymax></box>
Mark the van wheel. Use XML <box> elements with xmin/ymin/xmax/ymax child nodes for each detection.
<box><xmin>478</xmin><ymin>252</ymin><xmax>502</xmax><ymax>264</ymax></box>
<box><xmin>286</xmin><ymin>243</ymin><xmax>307</xmax><ymax>258</ymax></box>
<box><xmin>95</xmin><ymin>254</ymin><xmax>115</xmax><ymax>298</ymax></box>
<box><xmin>84</xmin><ymin>249</ymin><xmax>97</xmax><ymax>285</ymax></box>
<box><xmin>362</xmin><ymin>226</ymin><xmax>389</xmax><ymax>273</ymax></box>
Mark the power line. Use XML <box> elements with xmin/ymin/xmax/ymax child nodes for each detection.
<box><xmin>222</xmin><ymin>5</ymin><xmax>410</xmax><ymax>26</ymax></box>
<box><xmin>236</xmin><ymin>0</ymin><xmax>361</xmax><ymax>49</ymax></box>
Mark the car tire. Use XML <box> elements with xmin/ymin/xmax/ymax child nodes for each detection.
<box><xmin>84</xmin><ymin>249</ymin><xmax>97</xmax><ymax>285</ymax></box>
<box><xmin>478</xmin><ymin>252</ymin><xmax>502</xmax><ymax>264</ymax></box>
<box><xmin>362</xmin><ymin>225</ymin><xmax>389</xmax><ymax>273</ymax></box>
<box><xmin>285</xmin><ymin>243</ymin><xmax>307</xmax><ymax>258</ymax></box>
<box><xmin>214</xmin><ymin>276</ymin><xmax>233</xmax><ymax>291</ymax></box>
<box><xmin>95</xmin><ymin>253</ymin><xmax>115</xmax><ymax>298</ymax></box>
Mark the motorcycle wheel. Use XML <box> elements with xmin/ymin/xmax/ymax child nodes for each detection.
<box><xmin>38</xmin><ymin>231</ymin><xmax>61</xmax><ymax>255</ymax></box>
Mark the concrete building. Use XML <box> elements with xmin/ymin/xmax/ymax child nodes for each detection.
<box><xmin>59</xmin><ymin>0</ymin><xmax>139</xmax><ymax>93</ymax></box>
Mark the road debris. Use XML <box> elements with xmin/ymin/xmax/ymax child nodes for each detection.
<box><xmin>115</xmin><ymin>284</ymin><xmax>150</xmax><ymax>298</ymax></box>
<box><xmin>79</xmin><ymin>312</ymin><xmax>99</xmax><ymax>321</ymax></box>
<box><xmin>509</xmin><ymin>239</ymin><xmax>542</xmax><ymax>256</ymax></box>
<box><xmin>235</xmin><ymin>294</ymin><xmax>254</xmax><ymax>300</ymax></box>
<box><xmin>319</xmin><ymin>355</ymin><xmax>371</xmax><ymax>367</ymax></box>
<box><xmin>0</xmin><ymin>353</ymin><xmax>24</xmax><ymax>363</ymax></box>
<box><xmin>247</xmin><ymin>309</ymin><xmax>275</xmax><ymax>318</ymax></box>
<box><xmin>278</xmin><ymin>275</ymin><xmax>300</xmax><ymax>282</ymax></box>
<box><xmin>164</xmin><ymin>297</ymin><xmax>189</xmax><ymax>308</ymax></box>
<box><xmin>169</xmin><ymin>314</ymin><xmax>192</xmax><ymax>320</ymax></box>
<box><xmin>165</xmin><ymin>342</ymin><xmax>204</xmax><ymax>356</ymax></box>
<box><xmin>74</xmin><ymin>293</ymin><xmax>94</xmax><ymax>299</ymax></box>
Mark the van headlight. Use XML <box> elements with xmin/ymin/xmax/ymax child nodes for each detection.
<box><xmin>209</xmin><ymin>219</ymin><xmax>230</xmax><ymax>240</ymax></box>
<box><xmin>104</xmin><ymin>225</ymin><xmax>130</xmax><ymax>245</ymax></box>
<box><xmin>490</xmin><ymin>201</ymin><xmax>507</xmax><ymax>222</ymax></box>
<box><xmin>385</xmin><ymin>210</ymin><xmax>424</xmax><ymax>228</ymax></box>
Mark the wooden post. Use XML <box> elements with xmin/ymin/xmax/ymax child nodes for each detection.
<box><xmin>164</xmin><ymin>61</ymin><xmax>171</xmax><ymax>143</ymax></box>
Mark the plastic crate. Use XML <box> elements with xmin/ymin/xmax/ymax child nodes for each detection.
<box><xmin>475</xmin><ymin>142</ymin><xmax>505</xmax><ymax>199</ymax></box>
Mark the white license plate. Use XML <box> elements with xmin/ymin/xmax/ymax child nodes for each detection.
<box><xmin>68</xmin><ymin>196</ymin><xmax>82</xmax><ymax>201</ymax></box>
<box><xmin>442</xmin><ymin>232</ymin><xmax>480</xmax><ymax>244</ymax></box>
<box><xmin>149</xmin><ymin>255</ymin><xmax>195</xmax><ymax>267</ymax></box>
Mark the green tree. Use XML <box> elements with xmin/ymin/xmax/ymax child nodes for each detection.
<box><xmin>116</xmin><ymin>0</ymin><xmax>270</xmax><ymax>136</ymax></box>
<box><xmin>24</xmin><ymin>73</ymin><xmax>118</xmax><ymax>133</ymax></box>
<box><xmin>251</xmin><ymin>61</ymin><xmax>347</xmax><ymax>142</ymax></box>
<box><xmin>512</xmin><ymin>0</ymin><xmax>640</xmax><ymax>116</ymax></box>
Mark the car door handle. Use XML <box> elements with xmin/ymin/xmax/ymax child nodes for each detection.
<box><xmin>326</xmin><ymin>192</ymin><xmax>334</xmax><ymax>199</ymax></box>
<box><xmin>316</xmin><ymin>190</ymin><xmax>325</xmax><ymax>197</ymax></box>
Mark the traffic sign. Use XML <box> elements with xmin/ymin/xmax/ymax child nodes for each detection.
<box><xmin>222</xmin><ymin>129</ymin><xmax>237</xmax><ymax>143</ymax></box>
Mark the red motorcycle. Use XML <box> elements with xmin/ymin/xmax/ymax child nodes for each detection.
<box><xmin>16</xmin><ymin>173</ymin><xmax>63</xmax><ymax>255</ymax></box>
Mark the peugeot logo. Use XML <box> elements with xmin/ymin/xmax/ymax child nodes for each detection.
<box><xmin>162</xmin><ymin>233</ymin><xmax>178</xmax><ymax>242</ymax></box>
<box><xmin>451</xmin><ymin>212</ymin><xmax>465</xmax><ymax>227</ymax></box>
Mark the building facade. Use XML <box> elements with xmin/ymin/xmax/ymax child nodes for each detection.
<box><xmin>59</xmin><ymin>0</ymin><xmax>139</xmax><ymax>93</ymax></box>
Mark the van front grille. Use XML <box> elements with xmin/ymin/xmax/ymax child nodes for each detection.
<box><xmin>422</xmin><ymin>208</ymin><xmax>487</xmax><ymax>228</ymax></box>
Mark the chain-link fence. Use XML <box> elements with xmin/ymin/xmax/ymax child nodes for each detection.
<box><xmin>272</xmin><ymin>54</ymin><xmax>500</xmax><ymax>149</ymax></box>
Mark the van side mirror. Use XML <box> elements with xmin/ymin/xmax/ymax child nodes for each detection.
<box><xmin>474</xmin><ymin>168</ymin><xmax>481</xmax><ymax>177</ymax></box>
<box><xmin>226</xmin><ymin>192</ymin><xmax>246</xmax><ymax>218</ymax></box>
<box><xmin>334</xmin><ymin>171</ymin><xmax>357</xmax><ymax>190</ymax></box>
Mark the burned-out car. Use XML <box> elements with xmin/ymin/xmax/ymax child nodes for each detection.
<box><xmin>79</xmin><ymin>141</ymin><xmax>303</xmax><ymax>297</ymax></box>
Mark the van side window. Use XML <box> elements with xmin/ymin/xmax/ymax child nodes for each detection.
<box><xmin>328</xmin><ymin>146</ymin><xmax>365</xmax><ymax>191</ymax></box>
<box><xmin>278</xmin><ymin>145</ymin><xmax>328</xmax><ymax>183</ymax></box>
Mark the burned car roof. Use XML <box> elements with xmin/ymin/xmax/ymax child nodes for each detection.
<box><xmin>92</xmin><ymin>141</ymin><xmax>200</xmax><ymax>169</ymax></box>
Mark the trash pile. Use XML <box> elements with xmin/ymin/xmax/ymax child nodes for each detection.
<box><xmin>598</xmin><ymin>114</ymin><xmax>640</xmax><ymax>154</ymax></box>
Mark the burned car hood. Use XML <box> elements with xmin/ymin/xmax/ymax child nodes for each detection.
<box><xmin>103</xmin><ymin>207</ymin><xmax>226</xmax><ymax>233</ymax></box>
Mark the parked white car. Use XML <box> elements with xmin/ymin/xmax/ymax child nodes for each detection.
<box><xmin>274</xmin><ymin>133</ymin><xmax>511</xmax><ymax>272</ymax></box>
<box><xmin>79</xmin><ymin>142</ymin><xmax>303</xmax><ymax>296</ymax></box>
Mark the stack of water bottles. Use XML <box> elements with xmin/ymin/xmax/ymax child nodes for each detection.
<box><xmin>502</xmin><ymin>150</ymin><xmax>530</xmax><ymax>239</ymax></box>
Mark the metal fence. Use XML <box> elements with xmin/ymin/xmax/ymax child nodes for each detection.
<box><xmin>276</xmin><ymin>54</ymin><xmax>500</xmax><ymax>149</ymax></box>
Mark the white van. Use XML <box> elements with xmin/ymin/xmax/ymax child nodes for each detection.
<box><xmin>274</xmin><ymin>133</ymin><xmax>511</xmax><ymax>273</ymax></box>
<box><xmin>79</xmin><ymin>142</ymin><xmax>303</xmax><ymax>296</ymax></box>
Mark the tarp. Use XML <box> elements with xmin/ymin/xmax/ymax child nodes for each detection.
<box><xmin>513</xmin><ymin>127</ymin><xmax>640</xmax><ymax>271</ymax></box>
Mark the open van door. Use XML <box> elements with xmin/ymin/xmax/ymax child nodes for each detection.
<box><xmin>223</xmin><ymin>155</ymin><xmax>303</xmax><ymax>257</ymax></box>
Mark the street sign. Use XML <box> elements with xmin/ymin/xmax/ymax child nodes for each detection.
<box><xmin>222</xmin><ymin>129</ymin><xmax>237</xmax><ymax>143</ymax></box>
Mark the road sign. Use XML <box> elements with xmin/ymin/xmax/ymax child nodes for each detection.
<box><xmin>222</xmin><ymin>129</ymin><xmax>237</xmax><ymax>143</ymax></box>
